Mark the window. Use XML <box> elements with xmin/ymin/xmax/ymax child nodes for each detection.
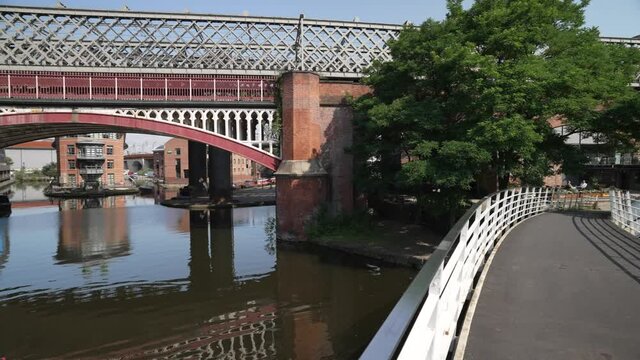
<box><xmin>68</xmin><ymin>174</ymin><xmax>76</xmax><ymax>186</ymax></box>
<box><xmin>68</xmin><ymin>160</ymin><xmax>76</xmax><ymax>169</ymax></box>
<box><xmin>67</xmin><ymin>145</ymin><xmax>75</xmax><ymax>155</ymax></box>
<box><xmin>96</xmin><ymin>147</ymin><xmax>103</xmax><ymax>155</ymax></box>
<box><xmin>107</xmin><ymin>173</ymin><xmax>115</xmax><ymax>185</ymax></box>
<box><xmin>107</xmin><ymin>145</ymin><xmax>113</xmax><ymax>155</ymax></box>
<box><xmin>107</xmin><ymin>160</ymin><xmax>114</xmax><ymax>169</ymax></box>
<box><xmin>175</xmin><ymin>148</ymin><xmax>181</xmax><ymax>155</ymax></box>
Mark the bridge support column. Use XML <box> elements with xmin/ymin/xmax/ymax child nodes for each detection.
<box><xmin>188</xmin><ymin>141</ymin><xmax>208</xmax><ymax>198</ymax></box>
<box><xmin>208</xmin><ymin>146</ymin><xmax>233</xmax><ymax>203</ymax></box>
<box><xmin>275</xmin><ymin>72</ymin><xmax>329</xmax><ymax>241</ymax></box>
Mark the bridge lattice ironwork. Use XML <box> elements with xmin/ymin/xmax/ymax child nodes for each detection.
<box><xmin>0</xmin><ymin>6</ymin><xmax>401</xmax><ymax>78</ymax></box>
<box><xmin>1</xmin><ymin>7</ymin><xmax>638</xmax><ymax>82</ymax></box>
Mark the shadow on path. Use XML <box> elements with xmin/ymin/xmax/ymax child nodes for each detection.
<box><xmin>463</xmin><ymin>212</ymin><xmax>640</xmax><ymax>360</ymax></box>
<box><xmin>572</xmin><ymin>213</ymin><xmax>640</xmax><ymax>285</ymax></box>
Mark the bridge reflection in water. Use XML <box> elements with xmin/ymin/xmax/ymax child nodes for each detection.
<box><xmin>0</xmin><ymin>199</ymin><xmax>414</xmax><ymax>359</ymax></box>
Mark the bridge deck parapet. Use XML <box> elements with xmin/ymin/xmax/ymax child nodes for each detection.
<box><xmin>0</xmin><ymin>71</ymin><xmax>277</xmax><ymax>103</ymax></box>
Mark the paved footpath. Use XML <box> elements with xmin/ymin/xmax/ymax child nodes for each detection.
<box><xmin>464</xmin><ymin>212</ymin><xmax>640</xmax><ymax>360</ymax></box>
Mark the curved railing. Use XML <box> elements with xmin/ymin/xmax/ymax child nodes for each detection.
<box><xmin>610</xmin><ymin>190</ymin><xmax>639</xmax><ymax>236</ymax></box>
<box><xmin>361</xmin><ymin>187</ymin><xmax>553</xmax><ymax>360</ymax></box>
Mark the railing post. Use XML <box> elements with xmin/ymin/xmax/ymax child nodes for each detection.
<box><xmin>115</xmin><ymin>77</ymin><xmax>118</xmax><ymax>100</ymax></box>
<box><xmin>624</xmin><ymin>191</ymin><xmax>633</xmax><ymax>230</ymax></box>
<box><xmin>189</xmin><ymin>78</ymin><xmax>192</xmax><ymax>101</ymax></box>
<box><xmin>237</xmin><ymin>79</ymin><xmax>240</xmax><ymax>101</ymax></box>
<box><xmin>35</xmin><ymin>74</ymin><xmax>39</xmax><ymax>99</ymax></box>
<box><xmin>89</xmin><ymin>76</ymin><xmax>92</xmax><ymax>100</ymax></box>
<box><xmin>213</xmin><ymin>78</ymin><xmax>217</xmax><ymax>101</ymax></box>
<box><xmin>7</xmin><ymin>74</ymin><xmax>11</xmax><ymax>98</ymax></box>
<box><xmin>63</xmin><ymin>75</ymin><xmax>66</xmax><ymax>99</ymax></box>
<box><xmin>610</xmin><ymin>190</ymin><xmax>619</xmax><ymax>227</ymax></box>
<box><xmin>165</xmin><ymin>78</ymin><xmax>168</xmax><ymax>101</ymax></box>
<box><xmin>140</xmin><ymin>77</ymin><xmax>143</xmax><ymax>101</ymax></box>
<box><xmin>260</xmin><ymin>79</ymin><xmax>264</xmax><ymax>101</ymax></box>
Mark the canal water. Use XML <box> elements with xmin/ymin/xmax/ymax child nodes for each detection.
<box><xmin>0</xmin><ymin>184</ymin><xmax>415</xmax><ymax>359</ymax></box>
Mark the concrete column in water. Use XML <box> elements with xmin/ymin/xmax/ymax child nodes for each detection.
<box><xmin>188</xmin><ymin>141</ymin><xmax>208</xmax><ymax>198</ymax></box>
<box><xmin>208</xmin><ymin>146</ymin><xmax>232</xmax><ymax>203</ymax></box>
<box><xmin>275</xmin><ymin>71</ymin><xmax>329</xmax><ymax>241</ymax></box>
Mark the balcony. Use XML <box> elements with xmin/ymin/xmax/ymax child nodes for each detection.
<box><xmin>76</xmin><ymin>153</ymin><xmax>105</xmax><ymax>160</ymax></box>
<box><xmin>76</xmin><ymin>138</ymin><xmax>105</xmax><ymax>145</ymax></box>
<box><xmin>586</xmin><ymin>153</ymin><xmax>640</xmax><ymax>167</ymax></box>
<box><xmin>78</xmin><ymin>166</ymin><xmax>104</xmax><ymax>175</ymax></box>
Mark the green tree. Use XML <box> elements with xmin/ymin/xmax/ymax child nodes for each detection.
<box><xmin>4</xmin><ymin>156</ymin><xmax>13</xmax><ymax>167</ymax></box>
<box><xmin>353</xmin><ymin>0</ymin><xmax>640</xmax><ymax>217</ymax></box>
<box><xmin>41</xmin><ymin>162</ymin><xmax>58</xmax><ymax>178</ymax></box>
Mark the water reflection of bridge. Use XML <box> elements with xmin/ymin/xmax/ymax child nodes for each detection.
<box><xmin>1</xmin><ymin>206</ymin><xmax>409</xmax><ymax>359</ymax></box>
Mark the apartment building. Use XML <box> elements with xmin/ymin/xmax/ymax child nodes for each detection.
<box><xmin>56</xmin><ymin>133</ymin><xmax>126</xmax><ymax>188</ymax></box>
<box><xmin>153</xmin><ymin>138</ymin><xmax>256</xmax><ymax>186</ymax></box>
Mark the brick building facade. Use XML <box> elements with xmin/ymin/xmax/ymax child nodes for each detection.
<box><xmin>153</xmin><ymin>137</ymin><xmax>257</xmax><ymax>186</ymax></box>
<box><xmin>153</xmin><ymin>138</ymin><xmax>189</xmax><ymax>186</ymax></box>
<box><xmin>56</xmin><ymin>133</ymin><xmax>126</xmax><ymax>188</ymax></box>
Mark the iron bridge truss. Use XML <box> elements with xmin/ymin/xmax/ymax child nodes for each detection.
<box><xmin>0</xmin><ymin>6</ymin><xmax>638</xmax><ymax>81</ymax></box>
<box><xmin>0</xmin><ymin>6</ymin><xmax>402</xmax><ymax>78</ymax></box>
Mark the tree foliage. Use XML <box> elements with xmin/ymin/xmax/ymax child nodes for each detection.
<box><xmin>41</xmin><ymin>162</ymin><xmax>58</xmax><ymax>178</ymax></box>
<box><xmin>353</xmin><ymin>0</ymin><xmax>640</xmax><ymax>215</ymax></box>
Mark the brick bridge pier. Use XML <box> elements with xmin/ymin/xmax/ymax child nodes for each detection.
<box><xmin>274</xmin><ymin>71</ymin><xmax>369</xmax><ymax>241</ymax></box>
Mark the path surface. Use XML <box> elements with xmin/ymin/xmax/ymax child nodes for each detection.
<box><xmin>464</xmin><ymin>212</ymin><xmax>640</xmax><ymax>360</ymax></box>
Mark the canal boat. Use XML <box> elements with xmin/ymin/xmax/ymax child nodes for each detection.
<box><xmin>0</xmin><ymin>195</ymin><xmax>11</xmax><ymax>217</ymax></box>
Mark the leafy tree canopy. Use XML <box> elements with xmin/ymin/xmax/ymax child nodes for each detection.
<box><xmin>353</xmin><ymin>0</ymin><xmax>640</xmax><ymax>213</ymax></box>
<box><xmin>41</xmin><ymin>162</ymin><xmax>58</xmax><ymax>178</ymax></box>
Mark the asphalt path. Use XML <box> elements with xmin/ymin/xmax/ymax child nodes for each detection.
<box><xmin>464</xmin><ymin>212</ymin><xmax>640</xmax><ymax>360</ymax></box>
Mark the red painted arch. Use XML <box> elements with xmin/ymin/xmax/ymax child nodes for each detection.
<box><xmin>0</xmin><ymin>112</ymin><xmax>280</xmax><ymax>170</ymax></box>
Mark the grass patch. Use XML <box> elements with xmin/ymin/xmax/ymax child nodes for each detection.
<box><xmin>307</xmin><ymin>207</ymin><xmax>375</xmax><ymax>239</ymax></box>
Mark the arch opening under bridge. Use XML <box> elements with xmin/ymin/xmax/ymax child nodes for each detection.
<box><xmin>0</xmin><ymin>108</ymin><xmax>280</xmax><ymax>170</ymax></box>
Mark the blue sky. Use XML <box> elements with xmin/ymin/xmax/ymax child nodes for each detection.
<box><xmin>5</xmin><ymin>0</ymin><xmax>638</xmax><ymax>151</ymax></box>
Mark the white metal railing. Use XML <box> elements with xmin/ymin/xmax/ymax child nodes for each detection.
<box><xmin>547</xmin><ymin>189</ymin><xmax>609</xmax><ymax>211</ymax></box>
<box><xmin>610</xmin><ymin>190</ymin><xmax>640</xmax><ymax>236</ymax></box>
<box><xmin>361</xmin><ymin>187</ymin><xmax>553</xmax><ymax>360</ymax></box>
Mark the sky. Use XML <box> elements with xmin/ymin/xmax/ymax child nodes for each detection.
<box><xmin>5</xmin><ymin>0</ymin><xmax>639</xmax><ymax>152</ymax></box>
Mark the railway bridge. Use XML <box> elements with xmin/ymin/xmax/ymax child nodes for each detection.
<box><xmin>0</xmin><ymin>5</ymin><xmax>638</xmax><ymax>239</ymax></box>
